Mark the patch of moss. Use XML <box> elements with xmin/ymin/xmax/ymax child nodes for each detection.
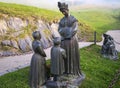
<box><xmin>0</xmin><ymin>46</ymin><xmax>12</xmax><ymax>51</ymax></box>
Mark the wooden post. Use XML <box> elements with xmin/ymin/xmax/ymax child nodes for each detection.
<box><xmin>94</xmin><ymin>31</ymin><xmax>96</xmax><ymax>45</ymax></box>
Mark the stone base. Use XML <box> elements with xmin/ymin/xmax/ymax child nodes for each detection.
<box><xmin>102</xmin><ymin>54</ymin><xmax>119</xmax><ymax>60</ymax></box>
<box><xmin>46</xmin><ymin>81</ymin><xmax>66</xmax><ymax>88</ymax></box>
<box><xmin>46</xmin><ymin>74</ymin><xmax>85</xmax><ymax>88</ymax></box>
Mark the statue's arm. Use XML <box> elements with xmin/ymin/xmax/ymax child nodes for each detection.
<box><xmin>67</xmin><ymin>21</ymin><xmax>78</xmax><ymax>38</ymax></box>
<box><xmin>58</xmin><ymin>24</ymin><xmax>64</xmax><ymax>34</ymax></box>
<box><xmin>37</xmin><ymin>46</ymin><xmax>46</xmax><ymax>57</ymax></box>
<box><xmin>71</xmin><ymin>21</ymin><xmax>78</xmax><ymax>36</ymax></box>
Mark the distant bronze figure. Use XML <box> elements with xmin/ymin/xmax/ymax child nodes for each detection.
<box><xmin>51</xmin><ymin>37</ymin><xmax>66</xmax><ymax>81</ymax></box>
<box><xmin>101</xmin><ymin>34</ymin><xmax>118</xmax><ymax>60</ymax></box>
<box><xmin>30</xmin><ymin>31</ymin><xmax>47</xmax><ymax>88</ymax></box>
<box><xmin>58</xmin><ymin>2</ymin><xmax>82</xmax><ymax>76</ymax></box>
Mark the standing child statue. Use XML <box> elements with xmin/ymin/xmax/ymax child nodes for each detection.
<box><xmin>30</xmin><ymin>31</ymin><xmax>47</xmax><ymax>88</ymax></box>
<box><xmin>51</xmin><ymin>37</ymin><xmax>66</xmax><ymax>81</ymax></box>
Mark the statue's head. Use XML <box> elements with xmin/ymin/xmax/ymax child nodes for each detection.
<box><xmin>32</xmin><ymin>31</ymin><xmax>41</xmax><ymax>40</ymax></box>
<box><xmin>53</xmin><ymin>37</ymin><xmax>61</xmax><ymax>46</ymax></box>
<box><xmin>58</xmin><ymin>2</ymin><xmax>69</xmax><ymax>16</ymax></box>
<box><xmin>103</xmin><ymin>33</ymin><xmax>109</xmax><ymax>38</ymax></box>
<box><xmin>103</xmin><ymin>33</ymin><xmax>113</xmax><ymax>40</ymax></box>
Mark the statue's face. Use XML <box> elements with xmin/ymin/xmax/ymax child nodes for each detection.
<box><xmin>61</xmin><ymin>9</ymin><xmax>69</xmax><ymax>16</ymax></box>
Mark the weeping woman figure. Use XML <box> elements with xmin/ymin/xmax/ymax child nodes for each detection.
<box><xmin>58</xmin><ymin>2</ymin><xmax>82</xmax><ymax>76</ymax></box>
<box><xmin>30</xmin><ymin>31</ymin><xmax>47</xmax><ymax>88</ymax></box>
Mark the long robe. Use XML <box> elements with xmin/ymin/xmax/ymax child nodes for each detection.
<box><xmin>30</xmin><ymin>40</ymin><xmax>46</xmax><ymax>88</ymax></box>
<box><xmin>58</xmin><ymin>15</ymin><xmax>81</xmax><ymax>76</ymax></box>
<box><xmin>51</xmin><ymin>46</ymin><xmax>66</xmax><ymax>75</ymax></box>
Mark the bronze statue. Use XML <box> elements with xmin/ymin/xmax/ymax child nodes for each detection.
<box><xmin>51</xmin><ymin>37</ymin><xmax>66</xmax><ymax>81</ymax></box>
<box><xmin>30</xmin><ymin>31</ymin><xmax>47</xmax><ymax>88</ymax></box>
<box><xmin>101</xmin><ymin>34</ymin><xmax>118</xmax><ymax>60</ymax></box>
<box><xmin>58</xmin><ymin>2</ymin><xmax>82</xmax><ymax>76</ymax></box>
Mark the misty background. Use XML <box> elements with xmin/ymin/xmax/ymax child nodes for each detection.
<box><xmin>0</xmin><ymin>0</ymin><xmax>120</xmax><ymax>10</ymax></box>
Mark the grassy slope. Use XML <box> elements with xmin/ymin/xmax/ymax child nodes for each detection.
<box><xmin>71</xmin><ymin>9</ymin><xmax>120</xmax><ymax>41</ymax></box>
<box><xmin>0</xmin><ymin>45</ymin><xmax>120</xmax><ymax>88</ymax></box>
<box><xmin>0</xmin><ymin>2</ymin><xmax>94</xmax><ymax>42</ymax></box>
<box><xmin>80</xmin><ymin>45</ymin><xmax>120</xmax><ymax>88</ymax></box>
<box><xmin>0</xmin><ymin>2</ymin><xmax>62</xmax><ymax>22</ymax></box>
<box><xmin>1</xmin><ymin>2</ymin><xmax>120</xmax><ymax>41</ymax></box>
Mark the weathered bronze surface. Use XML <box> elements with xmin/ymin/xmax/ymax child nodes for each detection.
<box><xmin>58</xmin><ymin>2</ymin><xmax>82</xmax><ymax>76</ymax></box>
<box><xmin>51</xmin><ymin>37</ymin><xmax>66</xmax><ymax>81</ymax></box>
<box><xmin>30</xmin><ymin>31</ymin><xmax>47</xmax><ymax>88</ymax></box>
<box><xmin>101</xmin><ymin>33</ymin><xmax>118</xmax><ymax>60</ymax></box>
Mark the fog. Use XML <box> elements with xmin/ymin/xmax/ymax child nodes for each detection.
<box><xmin>0</xmin><ymin>0</ymin><xmax>120</xmax><ymax>9</ymax></box>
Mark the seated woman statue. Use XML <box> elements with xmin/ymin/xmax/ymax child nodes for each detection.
<box><xmin>30</xmin><ymin>31</ymin><xmax>47</xmax><ymax>88</ymax></box>
<box><xmin>101</xmin><ymin>33</ymin><xmax>118</xmax><ymax>60</ymax></box>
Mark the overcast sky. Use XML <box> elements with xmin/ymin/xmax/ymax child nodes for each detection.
<box><xmin>0</xmin><ymin>0</ymin><xmax>120</xmax><ymax>9</ymax></box>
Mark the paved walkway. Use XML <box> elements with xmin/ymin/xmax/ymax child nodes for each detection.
<box><xmin>0</xmin><ymin>42</ymin><xmax>93</xmax><ymax>76</ymax></box>
<box><xmin>0</xmin><ymin>30</ymin><xmax>120</xmax><ymax>76</ymax></box>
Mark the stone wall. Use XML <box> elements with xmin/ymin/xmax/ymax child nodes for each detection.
<box><xmin>0</xmin><ymin>16</ymin><xmax>60</xmax><ymax>55</ymax></box>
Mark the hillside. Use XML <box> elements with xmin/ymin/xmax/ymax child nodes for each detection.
<box><xmin>71</xmin><ymin>8</ymin><xmax>120</xmax><ymax>41</ymax></box>
<box><xmin>0</xmin><ymin>2</ymin><xmax>93</xmax><ymax>56</ymax></box>
<box><xmin>1</xmin><ymin>2</ymin><xmax>120</xmax><ymax>56</ymax></box>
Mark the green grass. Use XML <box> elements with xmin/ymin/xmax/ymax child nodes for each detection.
<box><xmin>80</xmin><ymin>45</ymin><xmax>120</xmax><ymax>88</ymax></box>
<box><xmin>71</xmin><ymin>9</ymin><xmax>120</xmax><ymax>41</ymax></box>
<box><xmin>0</xmin><ymin>2</ymin><xmax>62</xmax><ymax>22</ymax></box>
<box><xmin>0</xmin><ymin>67</ymin><xmax>30</xmax><ymax>88</ymax></box>
<box><xmin>0</xmin><ymin>45</ymin><xmax>120</xmax><ymax>88</ymax></box>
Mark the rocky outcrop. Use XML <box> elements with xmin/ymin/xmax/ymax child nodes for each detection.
<box><xmin>0</xmin><ymin>16</ymin><xmax>60</xmax><ymax>55</ymax></box>
<box><xmin>0</xmin><ymin>15</ymin><xmax>93</xmax><ymax>56</ymax></box>
<box><xmin>7</xmin><ymin>17</ymin><xmax>27</xmax><ymax>31</ymax></box>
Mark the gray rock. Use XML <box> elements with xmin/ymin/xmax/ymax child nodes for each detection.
<box><xmin>18</xmin><ymin>39</ymin><xmax>28</xmax><ymax>52</ymax></box>
<box><xmin>11</xmin><ymin>40</ymin><xmax>19</xmax><ymax>49</ymax></box>
<box><xmin>39</xmin><ymin>30</ymin><xmax>51</xmax><ymax>48</ymax></box>
<box><xmin>1</xmin><ymin>40</ymin><xmax>11</xmax><ymax>46</ymax></box>
<box><xmin>37</xmin><ymin>20</ymin><xmax>48</xmax><ymax>30</ymax></box>
<box><xmin>7</xmin><ymin>17</ymin><xmax>26</xmax><ymax>31</ymax></box>
<box><xmin>0</xmin><ymin>20</ymin><xmax>8</xmax><ymax>35</ymax></box>
<box><xmin>2</xmin><ymin>51</ymin><xmax>16</xmax><ymax>56</ymax></box>
<box><xmin>25</xmin><ymin>36</ymin><xmax>32</xmax><ymax>50</ymax></box>
<box><xmin>18</xmin><ymin>37</ymin><xmax>32</xmax><ymax>52</ymax></box>
<box><xmin>36</xmin><ymin>20</ymin><xmax>54</xmax><ymax>48</ymax></box>
<box><xmin>1</xmin><ymin>40</ymin><xmax>19</xmax><ymax>49</ymax></box>
<box><xmin>50</xmin><ymin>23</ymin><xmax>60</xmax><ymax>37</ymax></box>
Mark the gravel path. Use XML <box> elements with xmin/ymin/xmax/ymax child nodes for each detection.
<box><xmin>0</xmin><ymin>30</ymin><xmax>120</xmax><ymax>76</ymax></box>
